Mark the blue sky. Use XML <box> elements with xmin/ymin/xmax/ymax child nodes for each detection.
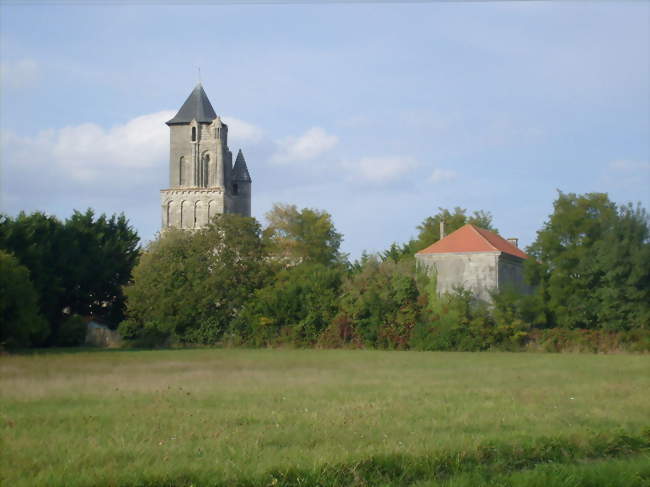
<box><xmin>1</xmin><ymin>2</ymin><xmax>648</xmax><ymax>258</ymax></box>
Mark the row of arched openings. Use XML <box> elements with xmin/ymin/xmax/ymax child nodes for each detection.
<box><xmin>166</xmin><ymin>200</ymin><xmax>220</xmax><ymax>228</ymax></box>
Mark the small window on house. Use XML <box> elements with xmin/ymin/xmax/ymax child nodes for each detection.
<box><xmin>232</xmin><ymin>183</ymin><xmax>239</xmax><ymax>195</ymax></box>
<box><xmin>191</xmin><ymin>127</ymin><xmax>196</xmax><ymax>142</ymax></box>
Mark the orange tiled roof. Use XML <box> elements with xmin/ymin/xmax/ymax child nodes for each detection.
<box><xmin>416</xmin><ymin>224</ymin><xmax>529</xmax><ymax>260</ymax></box>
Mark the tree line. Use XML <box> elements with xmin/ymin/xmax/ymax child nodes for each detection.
<box><xmin>1</xmin><ymin>192</ymin><xmax>648</xmax><ymax>351</ymax></box>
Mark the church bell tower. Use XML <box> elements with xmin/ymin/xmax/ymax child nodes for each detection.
<box><xmin>160</xmin><ymin>83</ymin><xmax>252</xmax><ymax>229</ymax></box>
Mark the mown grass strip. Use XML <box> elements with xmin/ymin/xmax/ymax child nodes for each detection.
<box><xmin>121</xmin><ymin>429</ymin><xmax>649</xmax><ymax>487</ymax></box>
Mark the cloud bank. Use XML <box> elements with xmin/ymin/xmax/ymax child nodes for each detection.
<box><xmin>271</xmin><ymin>127</ymin><xmax>338</xmax><ymax>164</ymax></box>
<box><xmin>343</xmin><ymin>156</ymin><xmax>419</xmax><ymax>184</ymax></box>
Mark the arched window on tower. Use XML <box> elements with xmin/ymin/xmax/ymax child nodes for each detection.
<box><xmin>191</xmin><ymin>126</ymin><xmax>196</xmax><ymax>142</ymax></box>
<box><xmin>179</xmin><ymin>156</ymin><xmax>185</xmax><ymax>185</ymax></box>
<box><xmin>201</xmin><ymin>154</ymin><xmax>210</xmax><ymax>187</ymax></box>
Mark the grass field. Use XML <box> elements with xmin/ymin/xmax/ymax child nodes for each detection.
<box><xmin>1</xmin><ymin>349</ymin><xmax>649</xmax><ymax>486</ymax></box>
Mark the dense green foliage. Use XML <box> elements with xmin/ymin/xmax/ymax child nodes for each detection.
<box><xmin>5</xmin><ymin>193</ymin><xmax>649</xmax><ymax>350</ymax></box>
<box><xmin>234</xmin><ymin>263</ymin><xmax>344</xmax><ymax>346</ymax></box>
<box><xmin>264</xmin><ymin>203</ymin><xmax>344</xmax><ymax>265</ymax></box>
<box><xmin>122</xmin><ymin>215</ymin><xmax>269</xmax><ymax>345</ymax></box>
<box><xmin>0</xmin><ymin>212</ymin><xmax>68</xmax><ymax>337</ymax></box>
<box><xmin>525</xmin><ymin>192</ymin><xmax>650</xmax><ymax>331</ymax></box>
<box><xmin>0</xmin><ymin>250</ymin><xmax>48</xmax><ymax>347</ymax></box>
<box><xmin>114</xmin><ymin>197</ymin><xmax>650</xmax><ymax>350</ymax></box>
<box><xmin>62</xmin><ymin>210</ymin><xmax>141</xmax><ymax>324</ymax></box>
<box><xmin>0</xmin><ymin>210</ymin><xmax>139</xmax><ymax>346</ymax></box>
<box><xmin>334</xmin><ymin>257</ymin><xmax>422</xmax><ymax>349</ymax></box>
<box><xmin>55</xmin><ymin>314</ymin><xmax>88</xmax><ymax>346</ymax></box>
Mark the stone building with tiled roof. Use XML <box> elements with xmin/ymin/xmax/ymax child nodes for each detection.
<box><xmin>415</xmin><ymin>224</ymin><xmax>531</xmax><ymax>302</ymax></box>
<box><xmin>161</xmin><ymin>83</ymin><xmax>252</xmax><ymax>230</ymax></box>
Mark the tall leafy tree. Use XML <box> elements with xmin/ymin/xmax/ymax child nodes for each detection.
<box><xmin>380</xmin><ymin>242</ymin><xmax>415</xmax><ymax>264</ymax></box>
<box><xmin>63</xmin><ymin>209</ymin><xmax>140</xmax><ymax>323</ymax></box>
<box><xmin>0</xmin><ymin>250</ymin><xmax>49</xmax><ymax>348</ymax></box>
<box><xmin>526</xmin><ymin>192</ymin><xmax>649</xmax><ymax>330</ymax></box>
<box><xmin>122</xmin><ymin>214</ymin><xmax>270</xmax><ymax>344</ymax></box>
<box><xmin>264</xmin><ymin>203</ymin><xmax>344</xmax><ymax>265</ymax></box>
<box><xmin>0</xmin><ymin>212</ymin><xmax>68</xmax><ymax>335</ymax></box>
<box><xmin>591</xmin><ymin>203</ymin><xmax>650</xmax><ymax>330</ymax></box>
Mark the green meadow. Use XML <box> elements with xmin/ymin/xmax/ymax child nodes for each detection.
<box><xmin>1</xmin><ymin>349</ymin><xmax>649</xmax><ymax>486</ymax></box>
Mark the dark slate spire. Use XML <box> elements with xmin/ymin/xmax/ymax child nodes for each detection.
<box><xmin>166</xmin><ymin>83</ymin><xmax>217</xmax><ymax>125</ymax></box>
<box><xmin>232</xmin><ymin>149</ymin><xmax>252</xmax><ymax>182</ymax></box>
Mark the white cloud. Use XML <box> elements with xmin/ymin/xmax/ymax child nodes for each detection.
<box><xmin>429</xmin><ymin>168</ymin><xmax>457</xmax><ymax>183</ymax></box>
<box><xmin>3</xmin><ymin>110</ymin><xmax>174</xmax><ymax>184</ymax></box>
<box><xmin>271</xmin><ymin>127</ymin><xmax>338</xmax><ymax>164</ymax></box>
<box><xmin>0</xmin><ymin>58</ymin><xmax>39</xmax><ymax>88</ymax></box>
<box><xmin>343</xmin><ymin>156</ymin><xmax>419</xmax><ymax>184</ymax></box>
<box><xmin>222</xmin><ymin>116</ymin><xmax>264</xmax><ymax>144</ymax></box>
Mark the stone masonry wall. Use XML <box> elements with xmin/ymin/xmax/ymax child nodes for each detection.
<box><xmin>161</xmin><ymin>188</ymin><xmax>225</xmax><ymax>229</ymax></box>
<box><xmin>497</xmin><ymin>253</ymin><xmax>532</xmax><ymax>295</ymax></box>
<box><xmin>416</xmin><ymin>252</ymin><xmax>500</xmax><ymax>302</ymax></box>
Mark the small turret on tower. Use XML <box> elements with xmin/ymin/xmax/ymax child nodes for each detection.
<box><xmin>229</xmin><ymin>149</ymin><xmax>252</xmax><ymax>217</ymax></box>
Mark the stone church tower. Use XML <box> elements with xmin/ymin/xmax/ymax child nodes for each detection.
<box><xmin>160</xmin><ymin>83</ymin><xmax>252</xmax><ymax>229</ymax></box>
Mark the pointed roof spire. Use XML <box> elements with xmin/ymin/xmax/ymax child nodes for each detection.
<box><xmin>166</xmin><ymin>83</ymin><xmax>217</xmax><ymax>125</ymax></box>
<box><xmin>232</xmin><ymin>149</ymin><xmax>252</xmax><ymax>182</ymax></box>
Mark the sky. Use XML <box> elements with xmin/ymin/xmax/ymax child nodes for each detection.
<box><xmin>1</xmin><ymin>1</ymin><xmax>648</xmax><ymax>259</ymax></box>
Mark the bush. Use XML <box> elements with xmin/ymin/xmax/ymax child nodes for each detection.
<box><xmin>412</xmin><ymin>288</ymin><xmax>482</xmax><ymax>351</ymax></box>
<box><xmin>316</xmin><ymin>315</ymin><xmax>362</xmax><ymax>349</ymax></box>
<box><xmin>234</xmin><ymin>263</ymin><xmax>344</xmax><ymax>347</ymax></box>
<box><xmin>412</xmin><ymin>287</ymin><xmax>533</xmax><ymax>352</ymax></box>
<box><xmin>118</xmin><ymin>319</ymin><xmax>170</xmax><ymax>348</ymax></box>
<box><xmin>56</xmin><ymin>314</ymin><xmax>87</xmax><ymax>346</ymax></box>
<box><xmin>337</xmin><ymin>258</ymin><xmax>421</xmax><ymax>349</ymax></box>
<box><xmin>0</xmin><ymin>250</ymin><xmax>49</xmax><ymax>348</ymax></box>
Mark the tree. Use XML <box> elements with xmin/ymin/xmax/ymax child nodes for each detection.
<box><xmin>0</xmin><ymin>250</ymin><xmax>49</xmax><ymax>348</ymax></box>
<box><xmin>235</xmin><ymin>262</ymin><xmax>344</xmax><ymax>346</ymax></box>
<box><xmin>264</xmin><ymin>203</ymin><xmax>344</xmax><ymax>266</ymax></box>
<box><xmin>526</xmin><ymin>192</ymin><xmax>649</xmax><ymax>330</ymax></box>
<box><xmin>0</xmin><ymin>210</ymin><xmax>140</xmax><ymax>340</ymax></box>
<box><xmin>412</xmin><ymin>207</ymin><xmax>496</xmax><ymax>253</ymax></box>
<box><xmin>62</xmin><ymin>209</ymin><xmax>140</xmax><ymax>324</ymax></box>
<box><xmin>336</xmin><ymin>257</ymin><xmax>421</xmax><ymax>349</ymax></box>
<box><xmin>122</xmin><ymin>214</ymin><xmax>269</xmax><ymax>345</ymax></box>
<box><xmin>591</xmin><ymin>203</ymin><xmax>650</xmax><ymax>330</ymax></box>
<box><xmin>380</xmin><ymin>242</ymin><xmax>415</xmax><ymax>264</ymax></box>
<box><xmin>0</xmin><ymin>212</ymin><xmax>68</xmax><ymax>339</ymax></box>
